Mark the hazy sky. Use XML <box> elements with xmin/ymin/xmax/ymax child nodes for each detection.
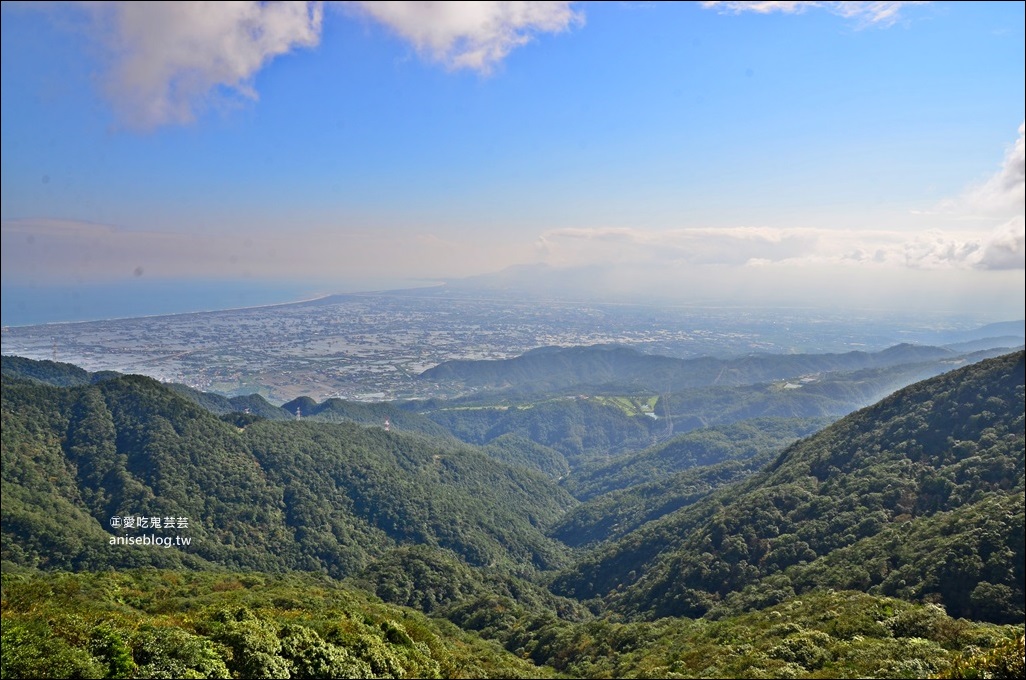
<box><xmin>1</xmin><ymin>1</ymin><xmax>1023</xmax><ymax>318</ymax></box>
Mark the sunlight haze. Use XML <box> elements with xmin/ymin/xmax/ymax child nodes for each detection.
<box><xmin>1</xmin><ymin>1</ymin><xmax>1023</xmax><ymax>323</ymax></box>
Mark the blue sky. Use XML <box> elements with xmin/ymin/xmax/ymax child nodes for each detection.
<box><xmin>1</xmin><ymin>1</ymin><xmax>1023</xmax><ymax>321</ymax></box>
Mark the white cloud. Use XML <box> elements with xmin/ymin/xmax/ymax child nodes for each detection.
<box><xmin>350</xmin><ymin>1</ymin><xmax>582</xmax><ymax>72</ymax></box>
<box><xmin>701</xmin><ymin>2</ymin><xmax>814</xmax><ymax>16</ymax></box>
<box><xmin>536</xmin><ymin>224</ymin><xmax>1024</xmax><ymax>272</ymax></box>
<box><xmin>83</xmin><ymin>1</ymin><xmax>323</xmax><ymax>129</ymax></box>
<box><xmin>700</xmin><ymin>1</ymin><xmax>927</xmax><ymax>27</ymax></box>
<box><xmin>525</xmin><ymin>121</ymin><xmax>1026</xmax><ymax>293</ymax></box>
<box><xmin>977</xmin><ymin>216</ymin><xmax>1026</xmax><ymax>271</ymax></box>
<box><xmin>528</xmin><ymin>228</ymin><xmax>1001</xmax><ymax>313</ymax></box>
<box><xmin>967</xmin><ymin>122</ymin><xmax>1026</xmax><ymax>215</ymax></box>
<box><xmin>525</xmin><ymin>224</ymin><xmax>1024</xmax><ymax>314</ymax></box>
<box><xmin>902</xmin><ymin>232</ymin><xmax>982</xmax><ymax>270</ymax></box>
<box><xmin>913</xmin><ymin>123</ymin><xmax>1025</xmax><ymax>271</ymax></box>
<box><xmin>50</xmin><ymin>2</ymin><xmax>581</xmax><ymax>128</ymax></box>
<box><xmin>539</xmin><ymin>225</ymin><xmax>844</xmax><ymax>267</ymax></box>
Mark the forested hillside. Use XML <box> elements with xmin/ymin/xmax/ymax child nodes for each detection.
<box><xmin>282</xmin><ymin>395</ymin><xmax>454</xmax><ymax>437</ymax></box>
<box><xmin>3</xmin><ymin>351</ymin><xmax>1024</xmax><ymax>678</ymax></box>
<box><xmin>1</xmin><ymin>370</ymin><xmax>575</xmax><ymax>577</ymax></box>
<box><xmin>562</xmin><ymin>417</ymin><xmax>833</xmax><ymax>500</ymax></box>
<box><xmin>410</xmin><ymin>344</ymin><xmax>1019</xmax><ymax>466</ymax></box>
<box><xmin>553</xmin><ymin>351</ymin><xmax>1025</xmax><ymax>625</ymax></box>
<box><xmin>422</xmin><ymin>396</ymin><xmax>657</xmax><ymax>468</ymax></box>
<box><xmin>1</xmin><ymin>568</ymin><xmax>555</xmax><ymax>679</ymax></box>
<box><xmin>418</xmin><ymin>342</ymin><xmax>1009</xmax><ymax>394</ymax></box>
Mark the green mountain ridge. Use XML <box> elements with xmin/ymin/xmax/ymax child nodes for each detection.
<box><xmin>410</xmin><ymin>344</ymin><xmax>1019</xmax><ymax>467</ymax></box>
<box><xmin>562</xmin><ymin>417</ymin><xmax>835</xmax><ymax>500</ymax></box>
<box><xmin>1</xmin><ymin>369</ymin><xmax>576</xmax><ymax>577</ymax></box>
<box><xmin>3</xmin><ymin>351</ymin><xmax>1024</xmax><ymax>678</ymax></box>
<box><xmin>418</xmin><ymin>342</ymin><xmax>974</xmax><ymax>393</ymax></box>
<box><xmin>282</xmin><ymin>395</ymin><xmax>452</xmax><ymax>438</ymax></box>
<box><xmin>553</xmin><ymin>351</ymin><xmax>1025</xmax><ymax>624</ymax></box>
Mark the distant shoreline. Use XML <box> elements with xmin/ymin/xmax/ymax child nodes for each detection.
<box><xmin>0</xmin><ymin>280</ymin><xmax>445</xmax><ymax>328</ymax></box>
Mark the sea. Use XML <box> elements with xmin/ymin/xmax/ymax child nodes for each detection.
<box><xmin>0</xmin><ymin>279</ymin><xmax>404</xmax><ymax>327</ymax></box>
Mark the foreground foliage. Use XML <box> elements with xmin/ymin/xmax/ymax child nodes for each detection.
<box><xmin>3</xmin><ymin>569</ymin><xmax>1022</xmax><ymax>679</ymax></box>
<box><xmin>0</xmin><ymin>568</ymin><xmax>553</xmax><ymax>679</ymax></box>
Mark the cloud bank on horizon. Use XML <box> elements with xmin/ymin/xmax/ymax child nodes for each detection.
<box><xmin>537</xmin><ymin>119</ymin><xmax>1026</xmax><ymax>274</ymax></box>
<box><xmin>1</xmin><ymin>1</ymin><xmax>1023</xmax><ymax>317</ymax></box>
